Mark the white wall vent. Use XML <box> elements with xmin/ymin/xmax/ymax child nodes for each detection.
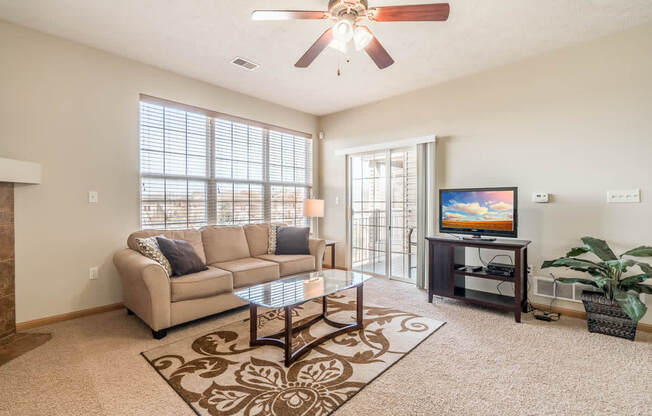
<box><xmin>533</xmin><ymin>275</ymin><xmax>596</xmax><ymax>303</ymax></box>
<box><xmin>231</xmin><ymin>57</ymin><xmax>259</xmax><ymax>71</ymax></box>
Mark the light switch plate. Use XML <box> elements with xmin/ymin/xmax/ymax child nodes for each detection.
<box><xmin>606</xmin><ymin>189</ymin><xmax>640</xmax><ymax>204</ymax></box>
<box><xmin>88</xmin><ymin>191</ymin><xmax>98</xmax><ymax>204</ymax></box>
<box><xmin>89</xmin><ymin>266</ymin><xmax>99</xmax><ymax>280</ymax></box>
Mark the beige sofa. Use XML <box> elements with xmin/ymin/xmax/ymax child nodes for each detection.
<box><xmin>113</xmin><ymin>224</ymin><xmax>325</xmax><ymax>339</ymax></box>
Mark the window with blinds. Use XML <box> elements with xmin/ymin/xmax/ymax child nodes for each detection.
<box><xmin>139</xmin><ymin>98</ymin><xmax>312</xmax><ymax>230</ymax></box>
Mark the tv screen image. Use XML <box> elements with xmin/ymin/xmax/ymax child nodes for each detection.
<box><xmin>439</xmin><ymin>187</ymin><xmax>517</xmax><ymax>238</ymax></box>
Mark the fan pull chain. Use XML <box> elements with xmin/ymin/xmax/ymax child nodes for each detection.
<box><xmin>337</xmin><ymin>56</ymin><xmax>351</xmax><ymax>77</ymax></box>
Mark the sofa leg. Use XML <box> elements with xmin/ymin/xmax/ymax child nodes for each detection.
<box><xmin>126</xmin><ymin>308</ymin><xmax>134</xmax><ymax>315</ymax></box>
<box><xmin>152</xmin><ymin>329</ymin><xmax>167</xmax><ymax>340</ymax></box>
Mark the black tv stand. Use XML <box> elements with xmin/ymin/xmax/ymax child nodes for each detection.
<box><xmin>426</xmin><ymin>236</ymin><xmax>531</xmax><ymax>322</ymax></box>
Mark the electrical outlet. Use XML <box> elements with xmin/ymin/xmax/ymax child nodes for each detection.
<box><xmin>88</xmin><ymin>191</ymin><xmax>99</xmax><ymax>204</ymax></box>
<box><xmin>89</xmin><ymin>266</ymin><xmax>99</xmax><ymax>280</ymax></box>
<box><xmin>335</xmin><ymin>196</ymin><xmax>340</xmax><ymax>206</ymax></box>
<box><xmin>606</xmin><ymin>189</ymin><xmax>640</xmax><ymax>204</ymax></box>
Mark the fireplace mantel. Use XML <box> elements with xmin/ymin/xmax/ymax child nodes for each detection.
<box><xmin>1</xmin><ymin>157</ymin><xmax>49</xmax><ymax>366</ymax></box>
<box><xmin>0</xmin><ymin>157</ymin><xmax>41</xmax><ymax>184</ymax></box>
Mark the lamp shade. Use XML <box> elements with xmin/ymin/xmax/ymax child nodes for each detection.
<box><xmin>303</xmin><ymin>199</ymin><xmax>324</xmax><ymax>218</ymax></box>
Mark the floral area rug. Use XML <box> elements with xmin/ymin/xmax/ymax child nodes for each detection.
<box><xmin>142</xmin><ymin>291</ymin><xmax>445</xmax><ymax>416</ymax></box>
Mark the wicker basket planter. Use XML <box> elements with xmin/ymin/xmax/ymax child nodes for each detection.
<box><xmin>581</xmin><ymin>291</ymin><xmax>637</xmax><ymax>341</ymax></box>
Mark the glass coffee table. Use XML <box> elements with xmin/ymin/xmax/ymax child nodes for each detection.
<box><xmin>234</xmin><ymin>269</ymin><xmax>372</xmax><ymax>367</ymax></box>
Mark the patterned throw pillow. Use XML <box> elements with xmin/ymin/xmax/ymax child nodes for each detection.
<box><xmin>134</xmin><ymin>235</ymin><xmax>172</xmax><ymax>276</ymax></box>
<box><xmin>268</xmin><ymin>224</ymin><xmax>278</xmax><ymax>254</ymax></box>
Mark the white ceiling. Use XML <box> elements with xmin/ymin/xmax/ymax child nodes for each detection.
<box><xmin>1</xmin><ymin>0</ymin><xmax>652</xmax><ymax>115</ymax></box>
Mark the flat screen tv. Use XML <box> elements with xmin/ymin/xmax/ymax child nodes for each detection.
<box><xmin>439</xmin><ymin>187</ymin><xmax>518</xmax><ymax>240</ymax></box>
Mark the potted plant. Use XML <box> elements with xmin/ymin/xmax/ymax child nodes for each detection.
<box><xmin>541</xmin><ymin>237</ymin><xmax>652</xmax><ymax>340</ymax></box>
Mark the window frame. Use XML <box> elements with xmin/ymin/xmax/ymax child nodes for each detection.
<box><xmin>138</xmin><ymin>95</ymin><xmax>312</xmax><ymax>230</ymax></box>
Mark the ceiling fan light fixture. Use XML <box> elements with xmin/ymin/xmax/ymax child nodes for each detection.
<box><xmin>332</xmin><ymin>16</ymin><xmax>354</xmax><ymax>42</ymax></box>
<box><xmin>353</xmin><ymin>26</ymin><xmax>373</xmax><ymax>50</ymax></box>
<box><xmin>329</xmin><ymin>38</ymin><xmax>349</xmax><ymax>54</ymax></box>
<box><xmin>254</xmin><ymin>2</ymin><xmax>450</xmax><ymax>70</ymax></box>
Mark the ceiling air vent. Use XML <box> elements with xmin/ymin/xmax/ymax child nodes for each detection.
<box><xmin>231</xmin><ymin>57</ymin><xmax>259</xmax><ymax>71</ymax></box>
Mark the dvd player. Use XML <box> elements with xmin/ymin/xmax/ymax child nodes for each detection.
<box><xmin>487</xmin><ymin>261</ymin><xmax>515</xmax><ymax>277</ymax></box>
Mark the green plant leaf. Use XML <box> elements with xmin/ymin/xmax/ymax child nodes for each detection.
<box><xmin>621</xmin><ymin>246</ymin><xmax>652</xmax><ymax>258</ymax></box>
<box><xmin>633</xmin><ymin>262</ymin><xmax>652</xmax><ymax>275</ymax></box>
<box><xmin>605</xmin><ymin>259</ymin><xmax>635</xmax><ymax>272</ymax></box>
<box><xmin>581</xmin><ymin>237</ymin><xmax>618</xmax><ymax>261</ymax></box>
<box><xmin>612</xmin><ymin>288</ymin><xmax>647</xmax><ymax>323</ymax></box>
<box><xmin>557</xmin><ymin>277</ymin><xmax>598</xmax><ymax>287</ymax></box>
<box><xmin>618</xmin><ymin>274</ymin><xmax>650</xmax><ymax>290</ymax></box>
<box><xmin>541</xmin><ymin>257</ymin><xmax>608</xmax><ymax>271</ymax></box>
<box><xmin>593</xmin><ymin>275</ymin><xmax>614</xmax><ymax>290</ymax></box>
<box><xmin>566</xmin><ymin>247</ymin><xmax>590</xmax><ymax>257</ymax></box>
<box><xmin>569</xmin><ymin>266</ymin><xmax>606</xmax><ymax>276</ymax></box>
<box><xmin>631</xmin><ymin>284</ymin><xmax>652</xmax><ymax>294</ymax></box>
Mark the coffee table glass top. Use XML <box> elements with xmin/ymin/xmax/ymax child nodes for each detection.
<box><xmin>234</xmin><ymin>269</ymin><xmax>372</xmax><ymax>308</ymax></box>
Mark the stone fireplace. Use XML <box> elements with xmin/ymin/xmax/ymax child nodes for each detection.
<box><xmin>0</xmin><ymin>158</ymin><xmax>51</xmax><ymax>366</ymax></box>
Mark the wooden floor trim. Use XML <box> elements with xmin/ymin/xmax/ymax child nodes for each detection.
<box><xmin>16</xmin><ymin>303</ymin><xmax>124</xmax><ymax>331</ymax></box>
<box><xmin>531</xmin><ymin>303</ymin><xmax>652</xmax><ymax>333</ymax></box>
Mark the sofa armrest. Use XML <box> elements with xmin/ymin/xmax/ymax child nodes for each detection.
<box><xmin>309</xmin><ymin>238</ymin><xmax>326</xmax><ymax>272</ymax></box>
<box><xmin>113</xmin><ymin>249</ymin><xmax>171</xmax><ymax>331</ymax></box>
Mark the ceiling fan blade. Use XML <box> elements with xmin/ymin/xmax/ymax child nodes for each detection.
<box><xmin>252</xmin><ymin>10</ymin><xmax>328</xmax><ymax>21</ymax></box>
<box><xmin>295</xmin><ymin>28</ymin><xmax>334</xmax><ymax>68</ymax></box>
<box><xmin>371</xmin><ymin>3</ymin><xmax>450</xmax><ymax>22</ymax></box>
<box><xmin>361</xmin><ymin>28</ymin><xmax>394</xmax><ymax>69</ymax></box>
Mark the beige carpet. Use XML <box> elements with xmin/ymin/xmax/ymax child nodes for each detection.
<box><xmin>142</xmin><ymin>294</ymin><xmax>444</xmax><ymax>416</ymax></box>
<box><xmin>0</xmin><ymin>277</ymin><xmax>650</xmax><ymax>415</ymax></box>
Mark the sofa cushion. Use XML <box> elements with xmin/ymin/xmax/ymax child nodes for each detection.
<box><xmin>256</xmin><ymin>254</ymin><xmax>315</xmax><ymax>277</ymax></box>
<box><xmin>133</xmin><ymin>235</ymin><xmax>172</xmax><ymax>276</ymax></box>
<box><xmin>213</xmin><ymin>258</ymin><xmax>279</xmax><ymax>288</ymax></box>
<box><xmin>156</xmin><ymin>236</ymin><xmax>208</xmax><ymax>276</ymax></box>
<box><xmin>127</xmin><ymin>229</ymin><xmax>206</xmax><ymax>264</ymax></box>
<box><xmin>243</xmin><ymin>223</ymin><xmax>269</xmax><ymax>257</ymax></box>
<box><xmin>275</xmin><ymin>226</ymin><xmax>310</xmax><ymax>255</ymax></box>
<box><xmin>170</xmin><ymin>266</ymin><xmax>233</xmax><ymax>302</ymax></box>
<box><xmin>201</xmin><ymin>226</ymin><xmax>251</xmax><ymax>264</ymax></box>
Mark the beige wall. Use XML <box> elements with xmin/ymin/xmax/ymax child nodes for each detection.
<box><xmin>319</xmin><ymin>22</ymin><xmax>652</xmax><ymax>324</ymax></box>
<box><xmin>0</xmin><ymin>21</ymin><xmax>319</xmax><ymax>322</ymax></box>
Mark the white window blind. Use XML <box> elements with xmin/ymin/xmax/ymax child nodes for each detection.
<box><xmin>139</xmin><ymin>98</ymin><xmax>312</xmax><ymax>230</ymax></box>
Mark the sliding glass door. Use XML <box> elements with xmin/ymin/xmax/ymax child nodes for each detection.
<box><xmin>350</xmin><ymin>148</ymin><xmax>417</xmax><ymax>282</ymax></box>
<box><xmin>350</xmin><ymin>152</ymin><xmax>387</xmax><ymax>275</ymax></box>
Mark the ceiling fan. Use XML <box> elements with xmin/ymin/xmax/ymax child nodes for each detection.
<box><xmin>252</xmin><ymin>1</ymin><xmax>450</xmax><ymax>70</ymax></box>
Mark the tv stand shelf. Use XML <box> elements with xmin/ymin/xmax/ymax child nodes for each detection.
<box><xmin>426</xmin><ymin>237</ymin><xmax>531</xmax><ymax>322</ymax></box>
<box><xmin>453</xmin><ymin>267</ymin><xmax>515</xmax><ymax>282</ymax></box>
<box><xmin>453</xmin><ymin>287</ymin><xmax>515</xmax><ymax>309</ymax></box>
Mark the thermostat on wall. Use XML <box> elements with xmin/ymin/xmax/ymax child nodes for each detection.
<box><xmin>532</xmin><ymin>192</ymin><xmax>549</xmax><ymax>203</ymax></box>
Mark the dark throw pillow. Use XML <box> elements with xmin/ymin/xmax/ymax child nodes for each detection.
<box><xmin>156</xmin><ymin>236</ymin><xmax>208</xmax><ymax>277</ymax></box>
<box><xmin>275</xmin><ymin>226</ymin><xmax>310</xmax><ymax>255</ymax></box>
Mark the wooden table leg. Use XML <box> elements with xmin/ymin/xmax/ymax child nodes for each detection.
<box><xmin>331</xmin><ymin>245</ymin><xmax>335</xmax><ymax>269</ymax></box>
<box><xmin>249</xmin><ymin>304</ymin><xmax>257</xmax><ymax>347</ymax></box>
<box><xmin>514</xmin><ymin>248</ymin><xmax>521</xmax><ymax>323</ymax></box>
<box><xmin>284</xmin><ymin>305</ymin><xmax>293</xmax><ymax>367</ymax></box>
<box><xmin>356</xmin><ymin>284</ymin><xmax>363</xmax><ymax>327</ymax></box>
<box><xmin>522</xmin><ymin>247</ymin><xmax>529</xmax><ymax>313</ymax></box>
